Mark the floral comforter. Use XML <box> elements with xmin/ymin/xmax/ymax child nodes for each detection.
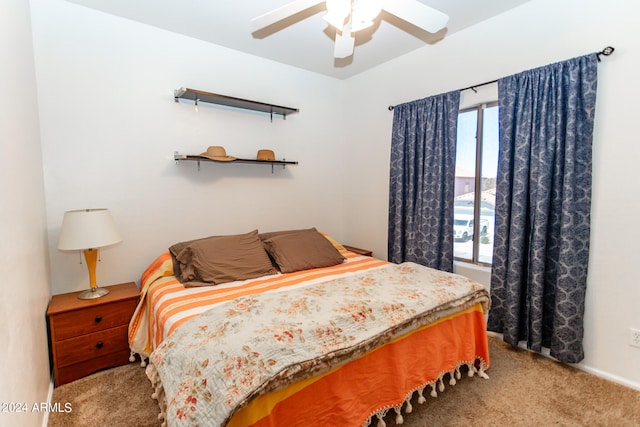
<box><xmin>146</xmin><ymin>262</ymin><xmax>490</xmax><ymax>427</ymax></box>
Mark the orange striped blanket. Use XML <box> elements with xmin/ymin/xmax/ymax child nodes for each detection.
<box><xmin>128</xmin><ymin>249</ymin><xmax>491</xmax><ymax>426</ymax></box>
<box><xmin>128</xmin><ymin>250</ymin><xmax>390</xmax><ymax>358</ymax></box>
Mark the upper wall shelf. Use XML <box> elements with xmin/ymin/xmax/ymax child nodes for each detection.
<box><xmin>174</xmin><ymin>88</ymin><xmax>299</xmax><ymax>121</ymax></box>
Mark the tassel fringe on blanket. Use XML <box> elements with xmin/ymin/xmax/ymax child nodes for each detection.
<box><xmin>364</xmin><ymin>359</ymin><xmax>489</xmax><ymax>427</ymax></box>
<box><xmin>145</xmin><ymin>357</ymin><xmax>488</xmax><ymax>427</ymax></box>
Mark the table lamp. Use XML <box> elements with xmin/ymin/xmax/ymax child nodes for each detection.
<box><xmin>57</xmin><ymin>208</ymin><xmax>123</xmax><ymax>299</ymax></box>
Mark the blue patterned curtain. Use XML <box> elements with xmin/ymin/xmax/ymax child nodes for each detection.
<box><xmin>388</xmin><ymin>91</ymin><xmax>460</xmax><ymax>272</ymax></box>
<box><xmin>487</xmin><ymin>54</ymin><xmax>598</xmax><ymax>363</ymax></box>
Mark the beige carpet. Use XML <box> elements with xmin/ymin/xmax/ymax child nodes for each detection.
<box><xmin>49</xmin><ymin>337</ymin><xmax>640</xmax><ymax>426</ymax></box>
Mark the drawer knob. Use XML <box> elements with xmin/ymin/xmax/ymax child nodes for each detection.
<box><xmin>94</xmin><ymin>315</ymin><xmax>102</xmax><ymax>323</ymax></box>
<box><xmin>96</xmin><ymin>341</ymin><xmax>104</xmax><ymax>349</ymax></box>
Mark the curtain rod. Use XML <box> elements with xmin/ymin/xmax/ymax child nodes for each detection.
<box><xmin>388</xmin><ymin>46</ymin><xmax>615</xmax><ymax>111</ymax></box>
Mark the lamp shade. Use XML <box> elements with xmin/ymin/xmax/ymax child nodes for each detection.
<box><xmin>58</xmin><ymin>209</ymin><xmax>123</xmax><ymax>250</ymax></box>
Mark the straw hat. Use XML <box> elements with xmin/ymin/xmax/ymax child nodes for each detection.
<box><xmin>199</xmin><ymin>146</ymin><xmax>236</xmax><ymax>161</ymax></box>
<box><xmin>257</xmin><ymin>149</ymin><xmax>275</xmax><ymax>161</ymax></box>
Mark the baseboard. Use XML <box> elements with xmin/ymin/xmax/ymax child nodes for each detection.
<box><xmin>487</xmin><ymin>331</ymin><xmax>640</xmax><ymax>391</ymax></box>
<box><xmin>577</xmin><ymin>365</ymin><xmax>640</xmax><ymax>392</ymax></box>
<box><xmin>41</xmin><ymin>375</ymin><xmax>54</xmax><ymax>427</ymax></box>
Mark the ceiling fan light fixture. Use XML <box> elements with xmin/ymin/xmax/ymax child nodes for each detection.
<box><xmin>251</xmin><ymin>0</ymin><xmax>449</xmax><ymax>60</ymax></box>
<box><xmin>351</xmin><ymin>0</ymin><xmax>382</xmax><ymax>31</ymax></box>
<box><xmin>350</xmin><ymin>17</ymin><xmax>374</xmax><ymax>32</ymax></box>
<box><xmin>324</xmin><ymin>0</ymin><xmax>350</xmax><ymax>29</ymax></box>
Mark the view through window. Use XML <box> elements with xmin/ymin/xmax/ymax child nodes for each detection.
<box><xmin>454</xmin><ymin>103</ymin><xmax>499</xmax><ymax>265</ymax></box>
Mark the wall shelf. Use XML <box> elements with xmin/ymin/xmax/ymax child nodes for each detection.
<box><xmin>174</xmin><ymin>153</ymin><xmax>298</xmax><ymax>173</ymax></box>
<box><xmin>174</xmin><ymin>88</ymin><xmax>299</xmax><ymax>121</ymax></box>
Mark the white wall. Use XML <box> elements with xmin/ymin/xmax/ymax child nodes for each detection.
<box><xmin>30</xmin><ymin>0</ymin><xmax>350</xmax><ymax>295</ymax></box>
<box><xmin>26</xmin><ymin>0</ymin><xmax>640</xmax><ymax>400</ymax></box>
<box><xmin>0</xmin><ymin>0</ymin><xmax>52</xmax><ymax>426</ymax></box>
<box><xmin>344</xmin><ymin>0</ymin><xmax>640</xmax><ymax>388</ymax></box>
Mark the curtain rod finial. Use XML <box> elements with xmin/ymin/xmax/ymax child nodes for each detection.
<box><xmin>597</xmin><ymin>46</ymin><xmax>615</xmax><ymax>61</ymax></box>
<box><xmin>601</xmin><ymin>46</ymin><xmax>615</xmax><ymax>56</ymax></box>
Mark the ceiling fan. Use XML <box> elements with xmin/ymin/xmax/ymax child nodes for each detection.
<box><xmin>251</xmin><ymin>0</ymin><xmax>449</xmax><ymax>59</ymax></box>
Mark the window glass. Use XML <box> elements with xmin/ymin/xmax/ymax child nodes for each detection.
<box><xmin>454</xmin><ymin>110</ymin><xmax>477</xmax><ymax>261</ymax></box>
<box><xmin>454</xmin><ymin>104</ymin><xmax>498</xmax><ymax>265</ymax></box>
<box><xmin>478</xmin><ymin>105</ymin><xmax>499</xmax><ymax>264</ymax></box>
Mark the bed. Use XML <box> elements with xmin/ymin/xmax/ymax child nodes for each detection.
<box><xmin>128</xmin><ymin>229</ymin><xmax>491</xmax><ymax>427</ymax></box>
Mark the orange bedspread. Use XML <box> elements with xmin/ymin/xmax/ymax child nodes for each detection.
<box><xmin>230</xmin><ymin>305</ymin><xmax>489</xmax><ymax>427</ymax></box>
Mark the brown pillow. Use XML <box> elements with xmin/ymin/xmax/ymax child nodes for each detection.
<box><xmin>173</xmin><ymin>230</ymin><xmax>275</xmax><ymax>285</ymax></box>
<box><xmin>259</xmin><ymin>228</ymin><xmax>345</xmax><ymax>251</ymax></box>
<box><xmin>259</xmin><ymin>228</ymin><xmax>319</xmax><ymax>268</ymax></box>
<box><xmin>263</xmin><ymin>229</ymin><xmax>345</xmax><ymax>273</ymax></box>
<box><xmin>169</xmin><ymin>235</ymin><xmax>209</xmax><ymax>282</ymax></box>
<box><xmin>258</xmin><ymin>228</ymin><xmax>317</xmax><ymax>242</ymax></box>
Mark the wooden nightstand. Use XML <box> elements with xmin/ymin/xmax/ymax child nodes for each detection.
<box><xmin>343</xmin><ymin>245</ymin><xmax>373</xmax><ymax>257</ymax></box>
<box><xmin>46</xmin><ymin>282</ymin><xmax>139</xmax><ymax>386</ymax></box>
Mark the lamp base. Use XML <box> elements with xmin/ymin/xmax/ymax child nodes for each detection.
<box><xmin>77</xmin><ymin>287</ymin><xmax>110</xmax><ymax>300</ymax></box>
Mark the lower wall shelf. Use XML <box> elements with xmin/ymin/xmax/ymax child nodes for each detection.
<box><xmin>174</xmin><ymin>153</ymin><xmax>298</xmax><ymax>172</ymax></box>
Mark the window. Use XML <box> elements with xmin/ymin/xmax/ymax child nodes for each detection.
<box><xmin>454</xmin><ymin>103</ymin><xmax>499</xmax><ymax>265</ymax></box>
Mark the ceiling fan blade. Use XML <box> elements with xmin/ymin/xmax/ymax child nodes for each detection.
<box><xmin>334</xmin><ymin>30</ymin><xmax>355</xmax><ymax>58</ymax></box>
<box><xmin>382</xmin><ymin>0</ymin><xmax>449</xmax><ymax>33</ymax></box>
<box><xmin>251</xmin><ymin>0</ymin><xmax>325</xmax><ymax>30</ymax></box>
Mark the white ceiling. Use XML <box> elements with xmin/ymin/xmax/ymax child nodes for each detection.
<box><xmin>66</xmin><ymin>0</ymin><xmax>531</xmax><ymax>79</ymax></box>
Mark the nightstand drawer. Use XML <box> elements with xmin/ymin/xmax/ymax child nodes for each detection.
<box><xmin>55</xmin><ymin>325</ymin><xmax>129</xmax><ymax>368</ymax></box>
<box><xmin>55</xmin><ymin>349</ymin><xmax>132</xmax><ymax>386</ymax></box>
<box><xmin>50</xmin><ymin>299</ymin><xmax>138</xmax><ymax>341</ymax></box>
